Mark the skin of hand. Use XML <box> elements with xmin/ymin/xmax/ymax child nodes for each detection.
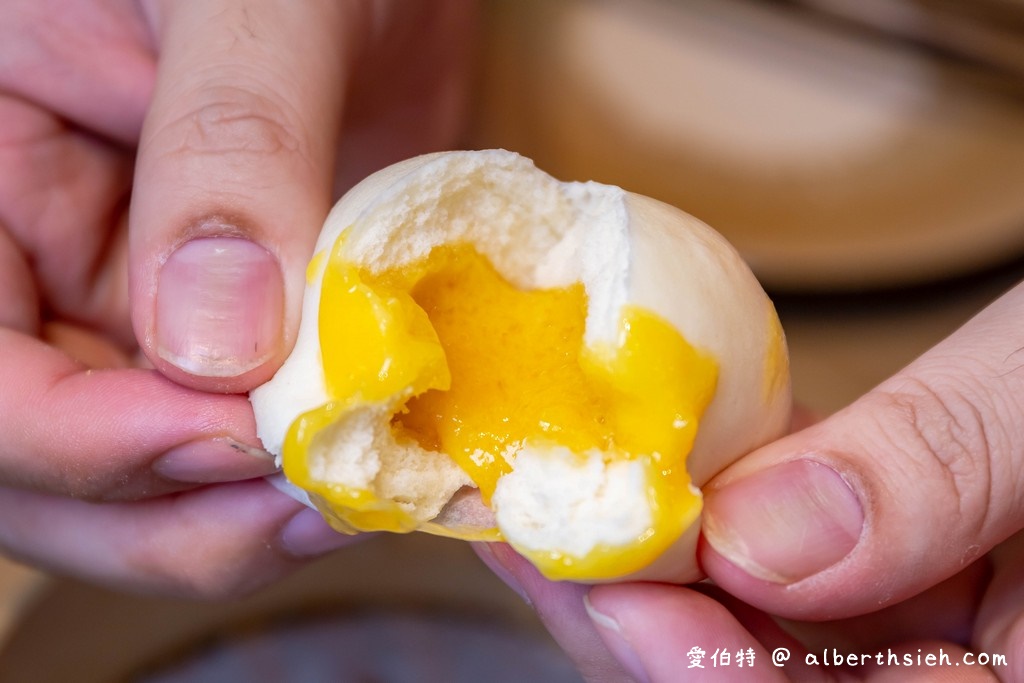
<box><xmin>479</xmin><ymin>279</ymin><xmax>1024</xmax><ymax>681</ymax></box>
<box><xmin>0</xmin><ymin>0</ymin><xmax>475</xmax><ymax>598</ymax></box>
<box><xmin>482</xmin><ymin>537</ymin><xmax>1008</xmax><ymax>682</ymax></box>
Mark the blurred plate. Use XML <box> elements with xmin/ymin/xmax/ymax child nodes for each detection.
<box><xmin>798</xmin><ymin>0</ymin><xmax>1024</xmax><ymax>78</ymax></box>
<box><xmin>472</xmin><ymin>0</ymin><xmax>1024</xmax><ymax>290</ymax></box>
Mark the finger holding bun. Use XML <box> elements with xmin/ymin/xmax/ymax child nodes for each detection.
<box><xmin>250</xmin><ymin>149</ymin><xmax>791</xmax><ymax>584</ymax></box>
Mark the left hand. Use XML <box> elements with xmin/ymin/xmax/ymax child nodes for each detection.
<box><xmin>0</xmin><ymin>0</ymin><xmax>474</xmax><ymax>598</ymax></box>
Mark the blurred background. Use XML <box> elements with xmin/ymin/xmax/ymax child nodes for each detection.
<box><xmin>3</xmin><ymin>0</ymin><xmax>1024</xmax><ymax>680</ymax></box>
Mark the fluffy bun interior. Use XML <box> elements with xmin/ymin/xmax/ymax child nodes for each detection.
<box><xmin>257</xmin><ymin>150</ymin><xmax>637</xmax><ymax>529</ymax></box>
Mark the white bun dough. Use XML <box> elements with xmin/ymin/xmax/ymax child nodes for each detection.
<box><xmin>251</xmin><ymin>150</ymin><xmax>791</xmax><ymax>583</ymax></box>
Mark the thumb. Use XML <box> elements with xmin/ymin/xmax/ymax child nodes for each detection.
<box><xmin>701</xmin><ymin>280</ymin><xmax>1024</xmax><ymax>620</ymax></box>
<box><xmin>130</xmin><ymin>0</ymin><xmax>361</xmax><ymax>393</ymax></box>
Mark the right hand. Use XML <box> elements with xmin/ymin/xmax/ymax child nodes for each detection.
<box><xmin>481</xmin><ymin>277</ymin><xmax>1024</xmax><ymax>680</ymax></box>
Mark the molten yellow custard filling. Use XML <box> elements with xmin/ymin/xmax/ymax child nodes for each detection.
<box><xmin>283</xmin><ymin>237</ymin><xmax>718</xmax><ymax>580</ymax></box>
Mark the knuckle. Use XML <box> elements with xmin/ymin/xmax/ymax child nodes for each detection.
<box><xmin>124</xmin><ymin>537</ymin><xmax>268</xmax><ymax>601</ymax></box>
<box><xmin>53</xmin><ymin>462</ymin><xmax>118</xmax><ymax>502</ymax></box>
<box><xmin>154</xmin><ymin>81</ymin><xmax>308</xmax><ymax>167</ymax></box>
<box><xmin>51</xmin><ymin>459</ymin><xmax>153</xmax><ymax>503</ymax></box>
<box><xmin>870</xmin><ymin>371</ymin><xmax>1003</xmax><ymax>532</ymax></box>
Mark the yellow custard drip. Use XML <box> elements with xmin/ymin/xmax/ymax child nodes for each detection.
<box><xmin>396</xmin><ymin>253</ymin><xmax>606</xmax><ymax>501</ymax></box>
<box><xmin>282</xmin><ymin>236</ymin><xmax>718</xmax><ymax>580</ymax></box>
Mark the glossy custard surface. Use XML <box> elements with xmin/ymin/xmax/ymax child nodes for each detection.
<box><xmin>284</xmin><ymin>238</ymin><xmax>718</xmax><ymax>578</ymax></box>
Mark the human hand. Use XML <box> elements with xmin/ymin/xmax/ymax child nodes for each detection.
<box><xmin>0</xmin><ymin>0</ymin><xmax>473</xmax><ymax>597</ymax></box>
<box><xmin>481</xmin><ymin>278</ymin><xmax>1024</xmax><ymax>680</ymax></box>
<box><xmin>483</xmin><ymin>536</ymin><xmax>1008</xmax><ymax>681</ymax></box>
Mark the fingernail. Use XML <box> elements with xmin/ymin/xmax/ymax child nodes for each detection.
<box><xmin>154</xmin><ymin>438</ymin><xmax>277</xmax><ymax>483</ymax></box>
<box><xmin>704</xmin><ymin>459</ymin><xmax>864</xmax><ymax>583</ymax></box>
<box><xmin>475</xmin><ymin>543</ymin><xmax>531</xmax><ymax>605</ymax></box>
<box><xmin>584</xmin><ymin>594</ymin><xmax>650</xmax><ymax>683</ymax></box>
<box><xmin>279</xmin><ymin>508</ymin><xmax>355</xmax><ymax>558</ymax></box>
<box><xmin>156</xmin><ymin>236</ymin><xmax>283</xmax><ymax>377</ymax></box>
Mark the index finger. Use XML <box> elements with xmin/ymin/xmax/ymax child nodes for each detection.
<box><xmin>0</xmin><ymin>328</ymin><xmax>277</xmax><ymax>501</ymax></box>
